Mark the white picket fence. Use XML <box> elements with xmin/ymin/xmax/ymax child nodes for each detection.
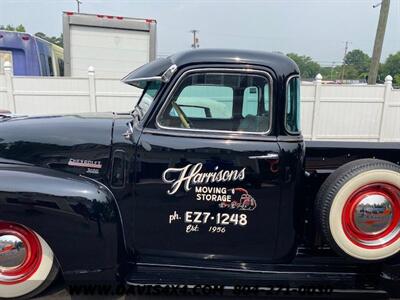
<box><xmin>1</xmin><ymin>62</ymin><xmax>399</xmax><ymax>142</ymax></box>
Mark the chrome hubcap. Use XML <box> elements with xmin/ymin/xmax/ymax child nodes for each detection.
<box><xmin>354</xmin><ymin>194</ymin><xmax>393</xmax><ymax>235</ymax></box>
<box><xmin>0</xmin><ymin>234</ymin><xmax>26</xmax><ymax>272</ymax></box>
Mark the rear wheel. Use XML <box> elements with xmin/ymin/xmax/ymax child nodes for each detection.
<box><xmin>0</xmin><ymin>222</ymin><xmax>59</xmax><ymax>299</ymax></box>
<box><xmin>316</xmin><ymin>159</ymin><xmax>400</xmax><ymax>261</ymax></box>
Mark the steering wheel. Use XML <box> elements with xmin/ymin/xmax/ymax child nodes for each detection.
<box><xmin>172</xmin><ymin>102</ymin><xmax>191</xmax><ymax>128</ymax></box>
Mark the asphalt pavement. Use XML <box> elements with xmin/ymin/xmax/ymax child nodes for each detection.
<box><xmin>32</xmin><ymin>278</ymin><xmax>395</xmax><ymax>300</ymax></box>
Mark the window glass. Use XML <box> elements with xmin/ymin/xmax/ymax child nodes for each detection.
<box><xmin>242</xmin><ymin>86</ymin><xmax>258</xmax><ymax>117</ymax></box>
<box><xmin>0</xmin><ymin>51</ymin><xmax>13</xmax><ymax>74</ymax></box>
<box><xmin>58</xmin><ymin>59</ymin><xmax>64</xmax><ymax>76</ymax></box>
<box><xmin>137</xmin><ymin>80</ymin><xmax>162</xmax><ymax>117</ymax></box>
<box><xmin>48</xmin><ymin>56</ymin><xmax>54</xmax><ymax>76</ymax></box>
<box><xmin>159</xmin><ymin>72</ymin><xmax>271</xmax><ymax>133</ymax></box>
<box><xmin>170</xmin><ymin>85</ymin><xmax>233</xmax><ymax>119</ymax></box>
<box><xmin>286</xmin><ymin>76</ymin><xmax>301</xmax><ymax>133</ymax></box>
<box><xmin>39</xmin><ymin>54</ymin><xmax>48</xmax><ymax>76</ymax></box>
<box><xmin>264</xmin><ymin>84</ymin><xmax>270</xmax><ymax>112</ymax></box>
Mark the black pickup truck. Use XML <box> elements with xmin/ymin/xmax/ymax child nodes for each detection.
<box><xmin>0</xmin><ymin>49</ymin><xmax>399</xmax><ymax>299</ymax></box>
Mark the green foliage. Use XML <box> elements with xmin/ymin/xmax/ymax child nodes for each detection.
<box><xmin>342</xmin><ymin>65</ymin><xmax>360</xmax><ymax>80</ymax></box>
<box><xmin>287</xmin><ymin>53</ymin><xmax>321</xmax><ymax>79</ymax></box>
<box><xmin>0</xmin><ymin>24</ymin><xmax>26</xmax><ymax>32</ymax></box>
<box><xmin>344</xmin><ymin>49</ymin><xmax>371</xmax><ymax>74</ymax></box>
<box><xmin>34</xmin><ymin>32</ymin><xmax>63</xmax><ymax>47</ymax></box>
<box><xmin>394</xmin><ymin>74</ymin><xmax>400</xmax><ymax>86</ymax></box>
<box><xmin>382</xmin><ymin>52</ymin><xmax>400</xmax><ymax>84</ymax></box>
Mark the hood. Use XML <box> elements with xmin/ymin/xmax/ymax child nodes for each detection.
<box><xmin>0</xmin><ymin>113</ymin><xmax>115</xmax><ymax>181</ymax></box>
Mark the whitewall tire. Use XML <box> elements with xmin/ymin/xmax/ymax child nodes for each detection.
<box><xmin>316</xmin><ymin>159</ymin><xmax>400</xmax><ymax>261</ymax></box>
<box><xmin>0</xmin><ymin>222</ymin><xmax>59</xmax><ymax>299</ymax></box>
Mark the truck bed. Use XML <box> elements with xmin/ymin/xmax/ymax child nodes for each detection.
<box><xmin>305</xmin><ymin>141</ymin><xmax>400</xmax><ymax>173</ymax></box>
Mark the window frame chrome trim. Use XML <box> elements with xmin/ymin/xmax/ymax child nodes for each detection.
<box><xmin>122</xmin><ymin>64</ymin><xmax>178</xmax><ymax>87</ymax></box>
<box><xmin>155</xmin><ymin>68</ymin><xmax>274</xmax><ymax>136</ymax></box>
<box><xmin>142</xmin><ymin>127</ymin><xmax>278</xmax><ymax>142</ymax></box>
<box><xmin>285</xmin><ymin>74</ymin><xmax>301</xmax><ymax>135</ymax></box>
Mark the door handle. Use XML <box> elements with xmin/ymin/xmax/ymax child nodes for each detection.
<box><xmin>123</xmin><ymin>122</ymin><xmax>134</xmax><ymax>140</ymax></box>
<box><xmin>248</xmin><ymin>153</ymin><xmax>279</xmax><ymax>160</ymax></box>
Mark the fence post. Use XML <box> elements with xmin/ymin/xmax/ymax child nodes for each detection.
<box><xmin>4</xmin><ymin>61</ymin><xmax>16</xmax><ymax>113</ymax></box>
<box><xmin>379</xmin><ymin>75</ymin><xmax>392</xmax><ymax>142</ymax></box>
<box><xmin>88</xmin><ymin>66</ymin><xmax>97</xmax><ymax>112</ymax></box>
<box><xmin>311</xmin><ymin>73</ymin><xmax>322</xmax><ymax>140</ymax></box>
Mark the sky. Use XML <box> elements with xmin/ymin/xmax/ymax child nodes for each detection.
<box><xmin>1</xmin><ymin>0</ymin><xmax>400</xmax><ymax>65</ymax></box>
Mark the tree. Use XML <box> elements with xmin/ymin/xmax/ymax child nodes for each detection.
<box><xmin>287</xmin><ymin>53</ymin><xmax>320</xmax><ymax>79</ymax></box>
<box><xmin>34</xmin><ymin>32</ymin><xmax>63</xmax><ymax>47</ymax></box>
<box><xmin>342</xmin><ymin>65</ymin><xmax>360</xmax><ymax>80</ymax></box>
<box><xmin>381</xmin><ymin>51</ymin><xmax>400</xmax><ymax>84</ymax></box>
<box><xmin>0</xmin><ymin>24</ymin><xmax>26</xmax><ymax>32</ymax></box>
<box><xmin>344</xmin><ymin>49</ymin><xmax>371</xmax><ymax>74</ymax></box>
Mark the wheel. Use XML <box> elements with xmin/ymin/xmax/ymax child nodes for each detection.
<box><xmin>316</xmin><ymin>159</ymin><xmax>400</xmax><ymax>261</ymax></box>
<box><xmin>0</xmin><ymin>222</ymin><xmax>59</xmax><ymax>299</ymax></box>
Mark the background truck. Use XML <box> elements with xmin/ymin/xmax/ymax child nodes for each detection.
<box><xmin>62</xmin><ymin>12</ymin><xmax>157</xmax><ymax>78</ymax></box>
<box><xmin>0</xmin><ymin>30</ymin><xmax>64</xmax><ymax>76</ymax></box>
<box><xmin>0</xmin><ymin>49</ymin><xmax>399</xmax><ymax>299</ymax></box>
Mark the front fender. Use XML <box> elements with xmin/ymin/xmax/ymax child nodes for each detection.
<box><xmin>0</xmin><ymin>163</ymin><xmax>123</xmax><ymax>281</ymax></box>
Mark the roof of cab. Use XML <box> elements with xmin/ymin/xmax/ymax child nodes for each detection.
<box><xmin>122</xmin><ymin>48</ymin><xmax>299</xmax><ymax>87</ymax></box>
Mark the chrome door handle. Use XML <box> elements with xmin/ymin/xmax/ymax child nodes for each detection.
<box><xmin>248</xmin><ymin>153</ymin><xmax>279</xmax><ymax>160</ymax></box>
<box><xmin>123</xmin><ymin>122</ymin><xmax>134</xmax><ymax>140</ymax></box>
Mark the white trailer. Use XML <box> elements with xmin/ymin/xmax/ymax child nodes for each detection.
<box><xmin>63</xmin><ymin>12</ymin><xmax>157</xmax><ymax>78</ymax></box>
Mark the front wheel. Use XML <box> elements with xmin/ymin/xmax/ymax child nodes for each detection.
<box><xmin>0</xmin><ymin>222</ymin><xmax>59</xmax><ymax>299</ymax></box>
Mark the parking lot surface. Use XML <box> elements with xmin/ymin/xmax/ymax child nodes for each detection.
<box><xmin>33</xmin><ymin>279</ymin><xmax>393</xmax><ymax>300</ymax></box>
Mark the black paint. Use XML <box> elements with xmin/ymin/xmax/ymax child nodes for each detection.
<box><xmin>0</xmin><ymin>49</ymin><xmax>398</xmax><ymax>290</ymax></box>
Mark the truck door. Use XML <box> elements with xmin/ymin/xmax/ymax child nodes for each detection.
<box><xmin>133</xmin><ymin>68</ymin><xmax>292</xmax><ymax>264</ymax></box>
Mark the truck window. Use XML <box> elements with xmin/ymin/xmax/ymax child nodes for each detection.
<box><xmin>158</xmin><ymin>71</ymin><xmax>272</xmax><ymax>133</ymax></box>
<box><xmin>137</xmin><ymin>81</ymin><xmax>162</xmax><ymax>117</ymax></box>
<box><xmin>171</xmin><ymin>85</ymin><xmax>233</xmax><ymax>119</ymax></box>
<box><xmin>242</xmin><ymin>86</ymin><xmax>258</xmax><ymax>117</ymax></box>
<box><xmin>264</xmin><ymin>84</ymin><xmax>270</xmax><ymax>112</ymax></box>
<box><xmin>286</xmin><ymin>76</ymin><xmax>300</xmax><ymax>133</ymax></box>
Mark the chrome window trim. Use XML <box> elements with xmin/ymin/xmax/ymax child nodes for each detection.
<box><xmin>143</xmin><ymin>128</ymin><xmax>278</xmax><ymax>142</ymax></box>
<box><xmin>277</xmin><ymin>135</ymin><xmax>303</xmax><ymax>143</ymax></box>
<box><xmin>155</xmin><ymin>68</ymin><xmax>274</xmax><ymax>136</ymax></box>
<box><xmin>285</xmin><ymin>75</ymin><xmax>301</xmax><ymax>135</ymax></box>
<box><xmin>128</xmin><ymin>76</ymin><xmax>162</xmax><ymax>82</ymax></box>
<box><xmin>123</xmin><ymin>65</ymin><xmax>178</xmax><ymax>86</ymax></box>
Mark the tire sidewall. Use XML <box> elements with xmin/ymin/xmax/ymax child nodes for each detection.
<box><xmin>329</xmin><ymin>168</ymin><xmax>400</xmax><ymax>261</ymax></box>
<box><xmin>0</xmin><ymin>233</ymin><xmax>55</xmax><ymax>299</ymax></box>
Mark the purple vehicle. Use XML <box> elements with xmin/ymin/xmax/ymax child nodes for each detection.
<box><xmin>0</xmin><ymin>31</ymin><xmax>64</xmax><ymax>76</ymax></box>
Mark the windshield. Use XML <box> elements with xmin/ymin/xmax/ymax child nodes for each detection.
<box><xmin>135</xmin><ymin>81</ymin><xmax>162</xmax><ymax>118</ymax></box>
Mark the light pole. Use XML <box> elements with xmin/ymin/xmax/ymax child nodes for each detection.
<box><xmin>75</xmin><ymin>0</ymin><xmax>82</xmax><ymax>13</ymax></box>
<box><xmin>190</xmin><ymin>30</ymin><xmax>200</xmax><ymax>49</ymax></box>
<box><xmin>341</xmin><ymin>41</ymin><xmax>351</xmax><ymax>83</ymax></box>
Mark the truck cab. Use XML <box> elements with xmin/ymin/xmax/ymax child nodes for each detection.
<box><xmin>120</xmin><ymin>49</ymin><xmax>304</xmax><ymax>264</ymax></box>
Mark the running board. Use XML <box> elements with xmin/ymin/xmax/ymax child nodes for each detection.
<box><xmin>125</xmin><ymin>262</ymin><xmax>378</xmax><ymax>289</ymax></box>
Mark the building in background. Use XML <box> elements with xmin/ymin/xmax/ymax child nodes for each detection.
<box><xmin>62</xmin><ymin>12</ymin><xmax>157</xmax><ymax>78</ymax></box>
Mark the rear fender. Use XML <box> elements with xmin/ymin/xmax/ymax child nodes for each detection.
<box><xmin>0</xmin><ymin>164</ymin><xmax>123</xmax><ymax>281</ymax></box>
